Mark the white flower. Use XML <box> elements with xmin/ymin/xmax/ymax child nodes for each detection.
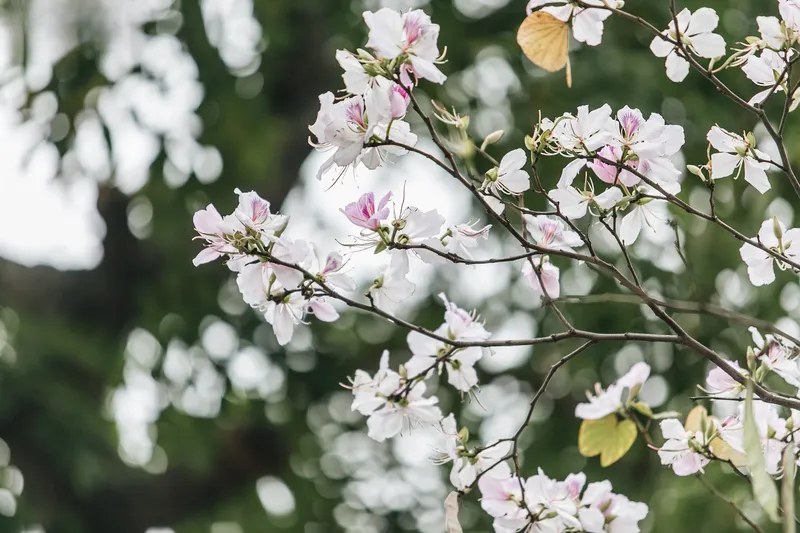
<box><xmin>750</xmin><ymin>327</ymin><xmax>800</xmax><ymax>387</ymax></box>
<box><xmin>363</xmin><ymin>8</ymin><xmax>446</xmax><ymax>85</ymax></box>
<box><xmin>335</xmin><ymin>49</ymin><xmax>373</xmax><ymax>95</ymax></box>
<box><xmin>192</xmin><ymin>203</ymin><xmax>248</xmax><ymax>268</ymax></box>
<box><xmin>650</xmin><ymin>8</ymin><xmax>726</xmax><ymax>83</ymax></box>
<box><xmin>392</xmin><ymin>206</ymin><xmax>446</xmax><ymax>266</ymax></box>
<box><xmin>704</xmin><ymin>360</ymin><xmax>746</xmax><ymax>397</ymax></box>
<box><xmin>553</xmin><ymin>104</ymin><xmax>617</xmax><ymax>157</ymax></box>
<box><xmin>522</xmin><ymin>259</ymin><xmax>561</xmax><ymax>299</ymax></box>
<box><xmin>524</xmin><ymin>215</ymin><xmax>583</xmax><ymax>252</ymax></box>
<box><xmin>370</xmin><ymin>253</ymin><xmax>416</xmax><ymax>311</ymax></box>
<box><xmin>743</xmin><ymin>49</ymin><xmax>790</xmax><ymax>105</ymax></box>
<box><xmin>707</xmin><ymin>126</ymin><xmax>772</xmax><ymax>193</ymax></box>
<box><xmin>723</xmin><ymin>401</ymin><xmax>788</xmax><ymax>475</ymax></box>
<box><xmin>437</xmin><ymin>221</ymin><xmax>492</xmax><ymax>259</ymax></box>
<box><xmin>525</xmin><ymin>470</ymin><xmax>581</xmax><ymax>531</ymax></box>
<box><xmin>350</xmin><ymin>350</ymin><xmax>402</xmax><ymax>415</ymax></box>
<box><xmin>549</xmin><ymin>186</ymin><xmax>623</xmax><ymax>219</ymax></box>
<box><xmin>309</xmin><ymin>92</ymin><xmax>381</xmax><ymax>179</ymax></box>
<box><xmin>575</xmin><ymin>362</ymin><xmax>651</xmax><ymax>420</ymax></box>
<box><xmin>478</xmin><ymin>463</ymin><xmax>527</xmax><ymax>528</ymax></box>
<box><xmin>483</xmin><ymin>149</ymin><xmax>531</xmax><ymax>196</ymax></box>
<box><xmin>526</xmin><ymin>0</ymin><xmax>617</xmax><ymax>46</ymax></box>
<box><xmin>612</xmin><ymin>106</ymin><xmax>685</xmax><ymax>185</ymax></box>
<box><xmin>757</xmin><ymin>16</ymin><xmax>791</xmax><ymax>50</ymax></box>
<box><xmin>739</xmin><ymin>217</ymin><xmax>800</xmax><ymax>286</ymax></box>
<box><xmin>309</xmin><ymin>84</ymin><xmax>417</xmax><ymax>180</ymax></box>
<box><xmin>236</xmin><ymin>257</ymin><xmax>338</xmax><ymax>346</ymax></box>
<box><xmin>657</xmin><ymin>418</ymin><xmax>711</xmax><ymax>476</ymax></box>
<box><xmin>233</xmin><ymin>189</ymin><xmax>290</xmax><ymax>236</ymax></box>
<box><xmin>366</xmin><ymin>381</ymin><xmax>442</xmax><ymax>441</ymax></box>
<box><xmin>780</xmin><ymin>0</ymin><xmax>800</xmax><ymax>38</ymax></box>
<box><xmin>405</xmin><ymin>294</ymin><xmax>491</xmax><ymax>391</ymax></box>
<box><xmin>578</xmin><ymin>480</ymin><xmax>648</xmax><ymax>533</ymax></box>
<box><xmin>619</xmin><ymin>200</ymin><xmax>659</xmax><ymax>245</ymax></box>
<box><xmin>436</xmin><ymin>417</ymin><xmax>511</xmax><ymax>490</ymax></box>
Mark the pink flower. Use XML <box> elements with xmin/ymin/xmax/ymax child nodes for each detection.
<box><xmin>341</xmin><ymin>191</ymin><xmax>392</xmax><ymax>230</ymax></box>
<box><xmin>389</xmin><ymin>85</ymin><xmax>410</xmax><ymax>119</ymax></box>
<box><xmin>192</xmin><ymin>204</ymin><xmax>242</xmax><ymax>266</ymax></box>
<box><xmin>589</xmin><ymin>145</ymin><xmax>644</xmax><ymax>187</ymax></box>
<box><xmin>522</xmin><ymin>259</ymin><xmax>560</xmax><ymax>299</ymax></box>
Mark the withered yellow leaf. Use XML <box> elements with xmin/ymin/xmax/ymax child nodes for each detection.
<box><xmin>684</xmin><ymin>405</ymin><xmax>708</xmax><ymax>433</ymax></box>
<box><xmin>516</xmin><ymin>11</ymin><xmax>571</xmax><ymax>86</ymax></box>
<box><xmin>578</xmin><ymin>414</ymin><xmax>638</xmax><ymax>467</ymax></box>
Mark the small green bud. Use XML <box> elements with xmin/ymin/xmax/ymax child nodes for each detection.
<box><xmin>524</xmin><ymin>135</ymin><xmax>535</xmax><ymax>151</ymax></box>
<box><xmin>686</xmin><ymin>164</ymin><xmax>704</xmax><ymax>178</ymax></box>
<box><xmin>485</xmin><ymin>167</ymin><xmax>499</xmax><ymax>182</ymax></box>
<box><xmin>457</xmin><ymin>426</ymin><xmax>469</xmax><ymax>443</ymax></box>
<box><xmin>773</xmin><ymin>216</ymin><xmax>783</xmax><ymax>241</ymax></box>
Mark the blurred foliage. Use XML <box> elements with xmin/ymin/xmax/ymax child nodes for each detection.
<box><xmin>0</xmin><ymin>0</ymin><xmax>796</xmax><ymax>533</ymax></box>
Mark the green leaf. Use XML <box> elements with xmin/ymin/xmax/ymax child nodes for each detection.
<box><xmin>578</xmin><ymin>414</ymin><xmax>637</xmax><ymax>467</ymax></box>
<box><xmin>651</xmin><ymin>410</ymin><xmax>682</xmax><ymax>420</ymax></box>
<box><xmin>630</xmin><ymin>401</ymin><xmax>653</xmax><ymax>418</ymax></box>
<box><xmin>783</xmin><ymin>443</ymin><xmax>796</xmax><ymax>533</ymax></box>
<box><xmin>745</xmin><ymin>382</ymin><xmax>780</xmax><ymax>522</ymax></box>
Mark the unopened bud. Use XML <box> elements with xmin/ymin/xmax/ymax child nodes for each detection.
<box><xmin>686</xmin><ymin>165</ymin><xmax>704</xmax><ymax>179</ymax></box>
<box><xmin>773</xmin><ymin>216</ymin><xmax>783</xmax><ymax>241</ymax></box>
<box><xmin>485</xmin><ymin>167</ymin><xmax>499</xmax><ymax>182</ymax></box>
<box><xmin>746</xmin><ymin>131</ymin><xmax>757</xmax><ymax>147</ymax></box>
<box><xmin>457</xmin><ymin>426</ymin><xmax>469</xmax><ymax>443</ymax></box>
<box><xmin>480</xmin><ymin>130</ymin><xmax>505</xmax><ymax>151</ymax></box>
<box><xmin>746</xmin><ymin>346</ymin><xmax>757</xmax><ymax>372</ymax></box>
<box><xmin>524</xmin><ymin>135</ymin><xmax>535</xmax><ymax>151</ymax></box>
<box><xmin>356</xmin><ymin>48</ymin><xmax>375</xmax><ymax>62</ymax></box>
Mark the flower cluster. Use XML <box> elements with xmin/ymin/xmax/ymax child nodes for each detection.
<box><xmin>479</xmin><ymin>464</ymin><xmax>648</xmax><ymax>533</ymax></box>
<box><xmin>187</xmin><ymin>2</ymin><xmax>800</xmax><ymax>530</ymax></box>
<box><xmin>530</xmin><ymin>104</ymin><xmax>684</xmax><ymax>244</ymax></box>
<box><xmin>193</xmin><ymin>189</ymin><xmax>353</xmax><ymax>345</ymax></box>
<box><xmin>309</xmin><ymin>8</ymin><xmax>447</xmax><ymax>180</ymax></box>
<box><xmin>347</xmin><ymin>295</ymin><xmax>493</xmax><ymax>440</ymax></box>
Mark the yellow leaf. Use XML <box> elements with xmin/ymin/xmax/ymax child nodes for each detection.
<box><xmin>686</xmin><ymin>405</ymin><xmax>747</xmax><ymax>466</ymax></box>
<box><xmin>516</xmin><ymin>11</ymin><xmax>571</xmax><ymax>87</ymax></box>
<box><xmin>684</xmin><ymin>405</ymin><xmax>708</xmax><ymax>433</ymax></box>
<box><xmin>578</xmin><ymin>415</ymin><xmax>638</xmax><ymax>467</ymax></box>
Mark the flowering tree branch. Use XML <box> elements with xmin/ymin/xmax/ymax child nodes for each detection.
<box><xmin>190</xmin><ymin>2</ymin><xmax>800</xmax><ymax>531</ymax></box>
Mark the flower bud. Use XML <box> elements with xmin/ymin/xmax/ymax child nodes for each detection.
<box><xmin>524</xmin><ymin>135</ymin><xmax>535</xmax><ymax>151</ymax></box>
<box><xmin>773</xmin><ymin>216</ymin><xmax>783</xmax><ymax>241</ymax></box>
<box><xmin>746</xmin><ymin>346</ymin><xmax>757</xmax><ymax>373</ymax></box>
<box><xmin>485</xmin><ymin>167</ymin><xmax>499</xmax><ymax>182</ymax></box>
<box><xmin>457</xmin><ymin>426</ymin><xmax>469</xmax><ymax>443</ymax></box>
<box><xmin>356</xmin><ymin>48</ymin><xmax>375</xmax><ymax>62</ymax></box>
<box><xmin>746</xmin><ymin>131</ymin><xmax>757</xmax><ymax>147</ymax></box>
<box><xmin>686</xmin><ymin>165</ymin><xmax>704</xmax><ymax>178</ymax></box>
<box><xmin>480</xmin><ymin>130</ymin><xmax>505</xmax><ymax>151</ymax></box>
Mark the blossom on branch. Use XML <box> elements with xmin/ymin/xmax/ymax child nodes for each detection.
<box><xmin>650</xmin><ymin>8</ymin><xmax>726</xmax><ymax>82</ymax></box>
<box><xmin>363</xmin><ymin>8</ymin><xmax>446</xmax><ymax>85</ymax></box>
<box><xmin>575</xmin><ymin>362</ymin><xmax>651</xmax><ymax>420</ymax></box>
<box><xmin>739</xmin><ymin>217</ymin><xmax>800</xmax><ymax>286</ymax></box>
<box><xmin>707</xmin><ymin>126</ymin><xmax>773</xmax><ymax>193</ymax></box>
